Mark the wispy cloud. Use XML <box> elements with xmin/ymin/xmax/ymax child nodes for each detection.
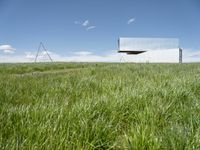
<box><xmin>1</xmin><ymin>49</ymin><xmax>200</xmax><ymax>63</ymax></box>
<box><xmin>75</xmin><ymin>19</ymin><xmax>96</xmax><ymax>31</ymax></box>
<box><xmin>3</xmin><ymin>49</ymin><xmax>15</xmax><ymax>54</ymax></box>
<box><xmin>82</xmin><ymin>20</ymin><xmax>89</xmax><ymax>26</ymax></box>
<box><xmin>74</xmin><ymin>21</ymin><xmax>80</xmax><ymax>24</ymax></box>
<box><xmin>25</xmin><ymin>52</ymin><xmax>35</xmax><ymax>59</ymax></box>
<box><xmin>25</xmin><ymin>51</ymin><xmax>54</xmax><ymax>62</ymax></box>
<box><xmin>0</xmin><ymin>44</ymin><xmax>16</xmax><ymax>54</ymax></box>
<box><xmin>127</xmin><ymin>18</ymin><xmax>135</xmax><ymax>24</ymax></box>
<box><xmin>0</xmin><ymin>50</ymin><xmax>120</xmax><ymax>63</ymax></box>
<box><xmin>86</xmin><ymin>26</ymin><xmax>96</xmax><ymax>30</ymax></box>
<box><xmin>73</xmin><ymin>51</ymin><xmax>92</xmax><ymax>56</ymax></box>
<box><xmin>65</xmin><ymin>51</ymin><xmax>121</xmax><ymax>62</ymax></box>
<box><xmin>183</xmin><ymin>49</ymin><xmax>200</xmax><ymax>62</ymax></box>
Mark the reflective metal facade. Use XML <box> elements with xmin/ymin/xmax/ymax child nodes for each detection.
<box><xmin>120</xmin><ymin>49</ymin><xmax>181</xmax><ymax>63</ymax></box>
<box><xmin>119</xmin><ymin>38</ymin><xmax>179</xmax><ymax>51</ymax></box>
<box><xmin>118</xmin><ymin>37</ymin><xmax>182</xmax><ymax>63</ymax></box>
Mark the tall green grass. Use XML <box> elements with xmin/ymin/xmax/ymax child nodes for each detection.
<box><xmin>0</xmin><ymin>63</ymin><xmax>200</xmax><ymax>149</ymax></box>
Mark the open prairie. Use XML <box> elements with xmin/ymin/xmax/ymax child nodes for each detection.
<box><xmin>0</xmin><ymin>63</ymin><xmax>200</xmax><ymax>149</ymax></box>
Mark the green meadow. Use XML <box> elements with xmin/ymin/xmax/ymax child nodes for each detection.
<box><xmin>0</xmin><ymin>63</ymin><xmax>200</xmax><ymax>149</ymax></box>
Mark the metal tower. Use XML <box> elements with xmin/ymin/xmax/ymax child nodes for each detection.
<box><xmin>35</xmin><ymin>42</ymin><xmax>53</xmax><ymax>62</ymax></box>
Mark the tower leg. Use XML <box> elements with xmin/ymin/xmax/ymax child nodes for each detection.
<box><xmin>179</xmin><ymin>48</ymin><xmax>182</xmax><ymax>63</ymax></box>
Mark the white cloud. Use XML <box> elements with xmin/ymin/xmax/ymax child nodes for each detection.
<box><xmin>73</xmin><ymin>51</ymin><xmax>92</xmax><ymax>56</ymax></box>
<box><xmin>3</xmin><ymin>49</ymin><xmax>15</xmax><ymax>54</ymax></box>
<box><xmin>86</xmin><ymin>26</ymin><xmax>96</xmax><ymax>30</ymax></box>
<box><xmin>0</xmin><ymin>50</ymin><xmax>120</xmax><ymax>63</ymax></box>
<box><xmin>25</xmin><ymin>51</ymin><xmax>54</xmax><ymax>62</ymax></box>
<box><xmin>0</xmin><ymin>55</ymin><xmax>26</xmax><ymax>63</ymax></box>
<box><xmin>75</xmin><ymin>19</ymin><xmax>96</xmax><ymax>31</ymax></box>
<box><xmin>127</xmin><ymin>18</ymin><xmax>135</xmax><ymax>24</ymax></box>
<box><xmin>1</xmin><ymin>49</ymin><xmax>200</xmax><ymax>63</ymax></box>
<box><xmin>63</xmin><ymin>51</ymin><xmax>121</xmax><ymax>62</ymax></box>
<box><xmin>74</xmin><ymin>21</ymin><xmax>80</xmax><ymax>24</ymax></box>
<box><xmin>183</xmin><ymin>49</ymin><xmax>200</xmax><ymax>62</ymax></box>
<box><xmin>25</xmin><ymin>52</ymin><xmax>35</xmax><ymax>59</ymax></box>
<box><xmin>0</xmin><ymin>45</ymin><xmax>16</xmax><ymax>54</ymax></box>
<box><xmin>82</xmin><ymin>20</ymin><xmax>89</xmax><ymax>26</ymax></box>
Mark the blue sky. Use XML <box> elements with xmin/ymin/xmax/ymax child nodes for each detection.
<box><xmin>0</xmin><ymin>0</ymin><xmax>200</xmax><ymax>62</ymax></box>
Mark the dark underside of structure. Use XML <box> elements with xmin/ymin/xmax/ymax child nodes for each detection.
<box><xmin>118</xmin><ymin>51</ymin><xmax>146</xmax><ymax>55</ymax></box>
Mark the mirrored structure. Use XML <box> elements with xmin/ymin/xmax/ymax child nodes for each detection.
<box><xmin>118</xmin><ymin>38</ymin><xmax>182</xmax><ymax>63</ymax></box>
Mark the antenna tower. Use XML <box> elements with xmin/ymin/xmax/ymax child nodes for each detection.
<box><xmin>35</xmin><ymin>42</ymin><xmax>53</xmax><ymax>62</ymax></box>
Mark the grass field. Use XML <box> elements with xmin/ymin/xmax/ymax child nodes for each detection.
<box><xmin>0</xmin><ymin>63</ymin><xmax>200</xmax><ymax>149</ymax></box>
